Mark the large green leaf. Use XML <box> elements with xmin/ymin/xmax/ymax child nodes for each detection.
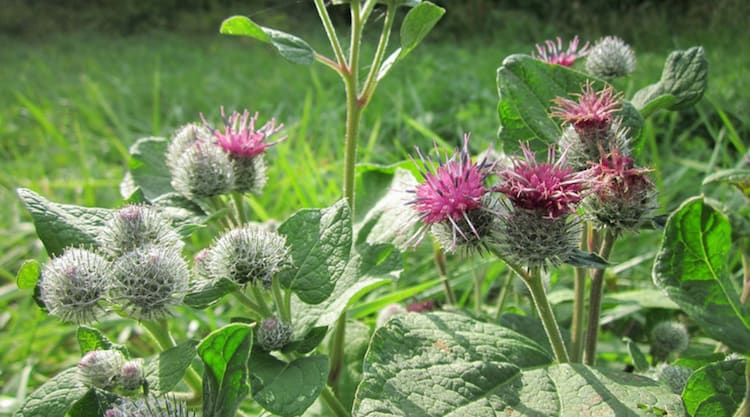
<box><xmin>632</xmin><ymin>47</ymin><xmax>708</xmax><ymax>116</ymax></box>
<box><xmin>249</xmin><ymin>352</ymin><xmax>328</xmax><ymax>417</ymax></box>
<box><xmin>145</xmin><ymin>340</ymin><xmax>198</xmax><ymax>394</ymax></box>
<box><xmin>356</xmin><ymin>167</ymin><xmax>418</xmax><ymax>248</ymax></box>
<box><xmin>496</xmin><ymin>54</ymin><xmax>643</xmax><ymax>154</ymax></box>
<box><xmin>683</xmin><ymin>359</ymin><xmax>745</xmax><ymax>417</ymax></box>
<box><xmin>354</xmin><ymin>312</ymin><xmax>685</xmax><ymax>416</ymax></box>
<box><xmin>14</xmin><ymin>368</ymin><xmax>89</xmax><ymax>417</ymax></box>
<box><xmin>198</xmin><ymin>324</ymin><xmax>253</xmax><ymax>417</ymax></box>
<box><xmin>16</xmin><ymin>188</ymin><xmax>110</xmax><ymax>257</ymax></box>
<box><xmin>220</xmin><ymin>16</ymin><xmax>314</xmax><ymax>65</ymax></box>
<box><xmin>653</xmin><ymin>197</ymin><xmax>750</xmax><ymax>354</ymax></box>
<box><xmin>128</xmin><ymin>137</ymin><xmax>173</xmax><ymax>201</ymax></box>
<box><xmin>68</xmin><ymin>389</ymin><xmax>118</xmax><ymax>417</ymax></box>
<box><xmin>277</xmin><ymin>200</ymin><xmax>353</xmax><ymax>304</ymax></box>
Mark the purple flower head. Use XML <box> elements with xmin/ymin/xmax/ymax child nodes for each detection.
<box><xmin>532</xmin><ymin>36</ymin><xmax>590</xmax><ymax>67</ymax></box>
<box><xmin>202</xmin><ymin>107</ymin><xmax>286</xmax><ymax>159</ymax></box>
<box><xmin>497</xmin><ymin>143</ymin><xmax>588</xmax><ymax>219</ymax></box>
<box><xmin>551</xmin><ymin>81</ymin><xmax>622</xmax><ymax>135</ymax></box>
<box><xmin>407</xmin><ymin>134</ymin><xmax>496</xmax><ymax>251</ymax></box>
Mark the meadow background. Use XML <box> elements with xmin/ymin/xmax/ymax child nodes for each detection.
<box><xmin>1</xmin><ymin>0</ymin><xmax>748</xmax><ymax>414</ymax></box>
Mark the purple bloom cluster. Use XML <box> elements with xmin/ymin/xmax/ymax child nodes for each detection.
<box><xmin>203</xmin><ymin>107</ymin><xmax>286</xmax><ymax>159</ymax></box>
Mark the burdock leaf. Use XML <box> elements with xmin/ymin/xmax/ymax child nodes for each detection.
<box><xmin>184</xmin><ymin>278</ymin><xmax>239</xmax><ymax>309</ymax></box>
<box><xmin>77</xmin><ymin>327</ymin><xmax>127</xmax><ymax>357</ymax></box>
<box><xmin>653</xmin><ymin>197</ymin><xmax>750</xmax><ymax>354</ymax></box>
<box><xmin>632</xmin><ymin>47</ymin><xmax>708</xmax><ymax>114</ymax></box>
<box><xmin>399</xmin><ymin>2</ymin><xmax>444</xmax><ymax>59</ymax></box>
<box><xmin>128</xmin><ymin>137</ymin><xmax>173</xmax><ymax>202</ymax></box>
<box><xmin>703</xmin><ymin>169</ymin><xmax>750</xmax><ymax>198</ymax></box>
<box><xmin>16</xmin><ymin>188</ymin><xmax>110</xmax><ymax>257</ymax></box>
<box><xmin>683</xmin><ymin>359</ymin><xmax>745</xmax><ymax>416</ymax></box>
<box><xmin>220</xmin><ymin>16</ymin><xmax>314</xmax><ymax>65</ymax></box>
<box><xmin>145</xmin><ymin>340</ymin><xmax>198</xmax><ymax>394</ymax></box>
<box><xmin>198</xmin><ymin>324</ymin><xmax>253</xmax><ymax>417</ymax></box>
<box><xmin>14</xmin><ymin>367</ymin><xmax>89</xmax><ymax>417</ymax></box>
<box><xmin>250</xmin><ymin>352</ymin><xmax>328</xmax><ymax>417</ymax></box>
<box><xmin>497</xmin><ymin>54</ymin><xmax>642</xmax><ymax>154</ymax></box>
<box><xmin>354</xmin><ymin>312</ymin><xmax>685</xmax><ymax>416</ymax></box>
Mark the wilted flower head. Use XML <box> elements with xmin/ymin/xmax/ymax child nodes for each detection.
<box><xmin>586</xmin><ymin>36</ymin><xmax>636</xmax><ymax>79</ymax></box>
<box><xmin>111</xmin><ymin>245</ymin><xmax>189</xmax><ymax>320</ymax></box>
<box><xmin>40</xmin><ymin>248</ymin><xmax>111</xmax><ymax>324</ymax></box>
<box><xmin>497</xmin><ymin>144</ymin><xmax>588</xmax><ymax>219</ymax></box>
<box><xmin>256</xmin><ymin>315</ymin><xmax>293</xmax><ymax>351</ymax></box>
<box><xmin>532</xmin><ymin>36</ymin><xmax>590</xmax><ymax>67</ymax></box>
<box><xmin>202</xmin><ymin>107</ymin><xmax>286</xmax><ymax>159</ymax></box>
<box><xmin>78</xmin><ymin>349</ymin><xmax>126</xmax><ymax>390</ymax></box>
<box><xmin>206</xmin><ymin>225</ymin><xmax>291</xmax><ymax>287</ymax></box>
<box><xmin>408</xmin><ymin>133</ymin><xmax>498</xmax><ymax>252</ymax></box>
<box><xmin>585</xmin><ymin>146</ymin><xmax>655</xmax><ymax>231</ymax></box>
<box><xmin>105</xmin><ymin>395</ymin><xmax>193</xmax><ymax>417</ymax></box>
<box><xmin>551</xmin><ymin>82</ymin><xmax>622</xmax><ymax>138</ymax></box>
<box><xmin>99</xmin><ymin>205</ymin><xmax>183</xmax><ymax>258</ymax></box>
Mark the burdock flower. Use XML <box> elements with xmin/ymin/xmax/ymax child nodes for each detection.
<box><xmin>532</xmin><ymin>36</ymin><xmax>590</xmax><ymax>67</ymax></box>
<box><xmin>171</xmin><ymin>142</ymin><xmax>235</xmax><ymax>198</ymax></box>
<box><xmin>408</xmin><ymin>133</ymin><xmax>498</xmax><ymax>253</ymax></box>
<box><xmin>105</xmin><ymin>395</ymin><xmax>194</xmax><ymax>417</ymax></box>
<box><xmin>585</xmin><ymin>36</ymin><xmax>636</xmax><ymax>79</ymax></box>
<box><xmin>585</xmin><ymin>147</ymin><xmax>655</xmax><ymax>232</ymax></box>
<box><xmin>39</xmin><ymin>248</ymin><xmax>111</xmax><ymax>324</ymax></box>
<box><xmin>551</xmin><ymin>81</ymin><xmax>622</xmax><ymax>140</ymax></box>
<box><xmin>78</xmin><ymin>349</ymin><xmax>126</xmax><ymax>390</ymax></box>
<box><xmin>256</xmin><ymin>315</ymin><xmax>293</xmax><ymax>351</ymax></box>
<box><xmin>99</xmin><ymin>204</ymin><xmax>183</xmax><ymax>258</ymax></box>
<box><xmin>496</xmin><ymin>144</ymin><xmax>588</xmax><ymax>267</ymax></box>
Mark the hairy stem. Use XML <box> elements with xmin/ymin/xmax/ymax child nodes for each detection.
<box><xmin>231</xmin><ymin>192</ymin><xmax>247</xmax><ymax>224</ymax></box>
<box><xmin>433</xmin><ymin>244</ymin><xmax>456</xmax><ymax>305</ymax></box>
<box><xmin>321</xmin><ymin>385</ymin><xmax>353</xmax><ymax>417</ymax></box>
<box><xmin>272</xmin><ymin>276</ymin><xmax>291</xmax><ymax>323</ymax></box>
<box><xmin>570</xmin><ymin>225</ymin><xmax>590</xmax><ymax>363</ymax></box>
<box><xmin>248</xmin><ymin>285</ymin><xmax>274</xmax><ymax>318</ymax></box>
<box><xmin>141</xmin><ymin>319</ymin><xmax>203</xmax><ymax>403</ymax></box>
<box><xmin>313</xmin><ymin>0</ymin><xmax>347</xmax><ymax>68</ymax></box>
<box><xmin>231</xmin><ymin>292</ymin><xmax>263</xmax><ymax>321</ymax></box>
<box><xmin>583</xmin><ymin>228</ymin><xmax>617</xmax><ymax>366</ymax></box>
<box><xmin>361</xmin><ymin>5</ymin><xmax>396</xmax><ymax>103</ymax></box>
<box><xmin>525</xmin><ymin>267</ymin><xmax>570</xmax><ymax>363</ymax></box>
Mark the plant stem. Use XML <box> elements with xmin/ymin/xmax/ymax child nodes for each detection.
<box><xmin>494</xmin><ymin>269</ymin><xmax>514</xmax><ymax>320</ymax></box>
<box><xmin>734</xmin><ymin>358</ymin><xmax>750</xmax><ymax>417</ymax></box>
<box><xmin>313</xmin><ymin>0</ymin><xmax>347</xmax><ymax>68</ymax></box>
<box><xmin>525</xmin><ymin>267</ymin><xmax>569</xmax><ymax>363</ymax></box>
<box><xmin>361</xmin><ymin>5</ymin><xmax>396</xmax><ymax>103</ymax></box>
<box><xmin>141</xmin><ymin>319</ymin><xmax>203</xmax><ymax>402</ymax></box>
<box><xmin>473</xmin><ymin>269</ymin><xmax>483</xmax><ymax>314</ymax></box>
<box><xmin>433</xmin><ymin>244</ymin><xmax>456</xmax><ymax>305</ymax></box>
<box><xmin>570</xmin><ymin>225</ymin><xmax>590</xmax><ymax>363</ymax></box>
<box><xmin>248</xmin><ymin>285</ymin><xmax>274</xmax><ymax>318</ymax></box>
<box><xmin>320</xmin><ymin>385</ymin><xmax>352</xmax><ymax>417</ymax></box>
<box><xmin>231</xmin><ymin>291</ymin><xmax>263</xmax><ymax>321</ymax></box>
<box><xmin>272</xmin><ymin>276</ymin><xmax>291</xmax><ymax>323</ymax></box>
<box><xmin>583</xmin><ymin>228</ymin><xmax>617</xmax><ymax>366</ymax></box>
<box><xmin>740</xmin><ymin>251</ymin><xmax>750</xmax><ymax>304</ymax></box>
<box><xmin>231</xmin><ymin>192</ymin><xmax>247</xmax><ymax>224</ymax></box>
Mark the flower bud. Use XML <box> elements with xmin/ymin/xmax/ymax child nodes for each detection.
<box><xmin>231</xmin><ymin>153</ymin><xmax>267</xmax><ymax>194</ymax></box>
<box><xmin>500</xmin><ymin>208</ymin><xmax>581</xmax><ymax>268</ymax></box>
<box><xmin>171</xmin><ymin>142</ymin><xmax>235</xmax><ymax>199</ymax></box>
<box><xmin>99</xmin><ymin>205</ymin><xmax>183</xmax><ymax>258</ymax></box>
<box><xmin>656</xmin><ymin>364</ymin><xmax>692</xmax><ymax>394</ymax></box>
<box><xmin>118</xmin><ymin>359</ymin><xmax>145</xmax><ymax>392</ymax></box>
<box><xmin>105</xmin><ymin>395</ymin><xmax>192</xmax><ymax>417</ymax></box>
<box><xmin>39</xmin><ymin>248</ymin><xmax>111</xmax><ymax>324</ymax></box>
<box><xmin>650</xmin><ymin>321</ymin><xmax>689</xmax><ymax>362</ymax></box>
<box><xmin>206</xmin><ymin>225</ymin><xmax>291</xmax><ymax>287</ymax></box>
<box><xmin>111</xmin><ymin>245</ymin><xmax>189</xmax><ymax>320</ymax></box>
<box><xmin>558</xmin><ymin>118</ymin><xmax>631</xmax><ymax>171</ymax></box>
<box><xmin>376</xmin><ymin>303</ymin><xmax>407</xmax><ymax>327</ymax></box>
<box><xmin>166</xmin><ymin>123</ymin><xmax>213</xmax><ymax>172</ymax></box>
<box><xmin>256</xmin><ymin>315</ymin><xmax>293</xmax><ymax>351</ymax></box>
<box><xmin>78</xmin><ymin>349</ymin><xmax>125</xmax><ymax>390</ymax></box>
<box><xmin>585</xmin><ymin>36</ymin><xmax>636</xmax><ymax>79</ymax></box>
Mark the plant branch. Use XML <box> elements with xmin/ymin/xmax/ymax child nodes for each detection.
<box><xmin>231</xmin><ymin>192</ymin><xmax>247</xmax><ymax>224</ymax></box>
<box><xmin>433</xmin><ymin>244</ymin><xmax>456</xmax><ymax>305</ymax></box>
<box><xmin>321</xmin><ymin>385</ymin><xmax>352</xmax><ymax>417</ymax></box>
<box><xmin>313</xmin><ymin>0</ymin><xmax>348</xmax><ymax>68</ymax></box>
<box><xmin>360</xmin><ymin>4</ymin><xmax>397</xmax><ymax>104</ymax></box>
<box><xmin>524</xmin><ymin>267</ymin><xmax>570</xmax><ymax>363</ymax></box>
<box><xmin>583</xmin><ymin>228</ymin><xmax>617</xmax><ymax>366</ymax></box>
<box><xmin>248</xmin><ymin>285</ymin><xmax>274</xmax><ymax>318</ymax></box>
<box><xmin>570</xmin><ymin>225</ymin><xmax>590</xmax><ymax>363</ymax></box>
<box><xmin>494</xmin><ymin>268</ymin><xmax>514</xmax><ymax>320</ymax></box>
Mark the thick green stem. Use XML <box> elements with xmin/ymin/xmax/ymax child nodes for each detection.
<box><xmin>272</xmin><ymin>276</ymin><xmax>291</xmax><ymax>323</ymax></box>
<box><xmin>525</xmin><ymin>267</ymin><xmax>570</xmax><ymax>363</ymax></box>
<box><xmin>141</xmin><ymin>320</ymin><xmax>203</xmax><ymax>402</ymax></box>
<box><xmin>321</xmin><ymin>385</ymin><xmax>352</xmax><ymax>417</ymax></box>
<box><xmin>570</xmin><ymin>225</ymin><xmax>590</xmax><ymax>363</ymax></box>
<box><xmin>433</xmin><ymin>244</ymin><xmax>456</xmax><ymax>305</ymax></box>
<box><xmin>231</xmin><ymin>192</ymin><xmax>247</xmax><ymax>224</ymax></box>
<box><xmin>231</xmin><ymin>292</ymin><xmax>263</xmax><ymax>321</ymax></box>
<box><xmin>734</xmin><ymin>358</ymin><xmax>750</xmax><ymax>417</ymax></box>
<box><xmin>313</xmin><ymin>0</ymin><xmax>347</xmax><ymax>67</ymax></box>
<box><xmin>583</xmin><ymin>229</ymin><xmax>617</xmax><ymax>366</ymax></box>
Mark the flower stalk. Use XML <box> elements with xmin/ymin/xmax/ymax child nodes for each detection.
<box><xmin>583</xmin><ymin>228</ymin><xmax>617</xmax><ymax>365</ymax></box>
<box><xmin>570</xmin><ymin>225</ymin><xmax>590</xmax><ymax>362</ymax></box>
<box><xmin>524</xmin><ymin>267</ymin><xmax>570</xmax><ymax>363</ymax></box>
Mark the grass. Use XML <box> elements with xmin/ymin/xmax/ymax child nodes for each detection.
<box><xmin>0</xmin><ymin>8</ymin><xmax>748</xmax><ymax>415</ymax></box>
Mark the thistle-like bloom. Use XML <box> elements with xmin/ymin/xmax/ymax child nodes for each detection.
<box><xmin>203</xmin><ymin>107</ymin><xmax>286</xmax><ymax>159</ymax></box>
<box><xmin>105</xmin><ymin>395</ymin><xmax>194</xmax><ymax>417</ymax></box>
<box><xmin>532</xmin><ymin>36</ymin><xmax>590</xmax><ymax>67</ymax></box>
<box><xmin>78</xmin><ymin>349</ymin><xmax>126</xmax><ymax>390</ymax></box>
<box><xmin>585</xmin><ymin>36</ymin><xmax>636</xmax><ymax>79</ymax></box>
<box><xmin>496</xmin><ymin>144</ymin><xmax>588</xmax><ymax>267</ymax></box>
<box><xmin>408</xmin><ymin>134</ymin><xmax>497</xmax><ymax>252</ymax></box>
<box><xmin>256</xmin><ymin>315</ymin><xmax>293</xmax><ymax>351</ymax></box>
<box><xmin>497</xmin><ymin>144</ymin><xmax>587</xmax><ymax>219</ymax></box>
<box><xmin>206</xmin><ymin>224</ymin><xmax>291</xmax><ymax>287</ymax></box>
<box><xmin>40</xmin><ymin>248</ymin><xmax>111</xmax><ymax>324</ymax></box>
<box><xmin>585</xmin><ymin>147</ymin><xmax>655</xmax><ymax>231</ymax></box>
<box><xmin>99</xmin><ymin>205</ymin><xmax>183</xmax><ymax>258</ymax></box>
<box><xmin>111</xmin><ymin>245</ymin><xmax>189</xmax><ymax>321</ymax></box>
<box><xmin>551</xmin><ymin>81</ymin><xmax>622</xmax><ymax>136</ymax></box>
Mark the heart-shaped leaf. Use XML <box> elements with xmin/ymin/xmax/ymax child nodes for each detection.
<box><xmin>15</xmin><ymin>367</ymin><xmax>90</xmax><ymax>417</ymax></box>
<box><xmin>683</xmin><ymin>359</ymin><xmax>746</xmax><ymax>416</ymax></box>
<box><xmin>220</xmin><ymin>16</ymin><xmax>314</xmax><ymax>65</ymax></box>
<box><xmin>703</xmin><ymin>169</ymin><xmax>750</xmax><ymax>198</ymax></box>
<box><xmin>632</xmin><ymin>47</ymin><xmax>708</xmax><ymax>115</ymax></box>
<box><xmin>77</xmin><ymin>326</ymin><xmax>128</xmax><ymax>357</ymax></box>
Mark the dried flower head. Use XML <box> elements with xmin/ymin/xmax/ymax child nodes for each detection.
<box><xmin>585</xmin><ymin>146</ymin><xmax>655</xmax><ymax>231</ymax></box>
<box><xmin>99</xmin><ymin>205</ymin><xmax>183</xmax><ymax>258</ymax></box>
<box><xmin>78</xmin><ymin>349</ymin><xmax>126</xmax><ymax>390</ymax></box>
<box><xmin>171</xmin><ymin>142</ymin><xmax>234</xmax><ymax>198</ymax></box>
<box><xmin>586</xmin><ymin>36</ymin><xmax>636</xmax><ymax>79</ymax></box>
<box><xmin>551</xmin><ymin>82</ymin><xmax>622</xmax><ymax>141</ymax></box>
<box><xmin>206</xmin><ymin>225</ymin><xmax>291</xmax><ymax>287</ymax></box>
<box><xmin>532</xmin><ymin>36</ymin><xmax>590</xmax><ymax>67</ymax></box>
<box><xmin>256</xmin><ymin>315</ymin><xmax>293</xmax><ymax>351</ymax></box>
<box><xmin>105</xmin><ymin>395</ymin><xmax>194</xmax><ymax>417</ymax></box>
<box><xmin>39</xmin><ymin>248</ymin><xmax>111</xmax><ymax>324</ymax></box>
<box><xmin>408</xmin><ymin>134</ymin><xmax>497</xmax><ymax>252</ymax></box>
<box><xmin>202</xmin><ymin>107</ymin><xmax>286</xmax><ymax>159</ymax></box>
<box><xmin>111</xmin><ymin>245</ymin><xmax>189</xmax><ymax>321</ymax></box>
